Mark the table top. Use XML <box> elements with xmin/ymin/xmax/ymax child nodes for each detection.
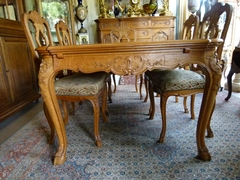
<box><xmin>36</xmin><ymin>38</ymin><xmax>223</xmax><ymax>75</ymax></box>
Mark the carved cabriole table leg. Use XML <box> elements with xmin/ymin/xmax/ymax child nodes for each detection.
<box><xmin>196</xmin><ymin>81</ymin><xmax>218</xmax><ymax>161</ymax></box>
<box><xmin>196</xmin><ymin>52</ymin><xmax>223</xmax><ymax>161</ymax></box>
<box><xmin>39</xmin><ymin>56</ymin><xmax>67</xmax><ymax>165</ymax></box>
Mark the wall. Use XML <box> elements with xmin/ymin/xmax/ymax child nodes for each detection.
<box><xmin>73</xmin><ymin>0</ymin><xmax>99</xmax><ymax>44</ymax></box>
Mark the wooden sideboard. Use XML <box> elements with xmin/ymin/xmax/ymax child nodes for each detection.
<box><xmin>95</xmin><ymin>16</ymin><xmax>176</xmax><ymax>43</ymax></box>
<box><xmin>0</xmin><ymin>18</ymin><xmax>40</xmax><ymax>122</ymax></box>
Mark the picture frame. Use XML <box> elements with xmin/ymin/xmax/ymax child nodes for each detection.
<box><xmin>78</xmin><ymin>33</ymin><xmax>89</xmax><ymax>45</ymax></box>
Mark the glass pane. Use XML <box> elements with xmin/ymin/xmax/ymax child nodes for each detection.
<box><xmin>0</xmin><ymin>0</ymin><xmax>17</xmax><ymax>20</ymax></box>
<box><xmin>41</xmin><ymin>0</ymin><xmax>72</xmax><ymax>42</ymax></box>
<box><xmin>22</xmin><ymin>0</ymin><xmax>37</xmax><ymax>12</ymax></box>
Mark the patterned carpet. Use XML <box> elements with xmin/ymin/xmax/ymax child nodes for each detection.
<box><xmin>0</xmin><ymin>85</ymin><xmax>240</xmax><ymax>179</ymax></box>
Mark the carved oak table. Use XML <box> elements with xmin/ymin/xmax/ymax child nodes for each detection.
<box><xmin>36</xmin><ymin>38</ymin><xmax>223</xmax><ymax>165</ymax></box>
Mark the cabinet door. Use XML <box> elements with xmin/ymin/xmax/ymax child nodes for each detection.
<box><xmin>0</xmin><ymin>44</ymin><xmax>12</xmax><ymax>107</ymax></box>
<box><xmin>0</xmin><ymin>36</ymin><xmax>38</xmax><ymax>107</ymax></box>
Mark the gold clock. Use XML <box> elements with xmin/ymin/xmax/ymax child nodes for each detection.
<box><xmin>128</xmin><ymin>0</ymin><xmax>141</xmax><ymax>17</ymax></box>
<box><xmin>131</xmin><ymin>0</ymin><xmax>139</xmax><ymax>4</ymax></box>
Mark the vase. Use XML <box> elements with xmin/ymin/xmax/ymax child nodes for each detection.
<box><xmin>188</xmin><ymin>0</ymin><xmax>201</xmax><ymax>14</ymax></box>
<box><xmin>75</xmin><ymin>0</ymin><xmax>88</xmax><ymax>33</ymax></box>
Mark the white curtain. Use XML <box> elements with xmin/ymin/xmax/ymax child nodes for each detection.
<box><xmin>176</xmin><ymin>0</ymin><xmax>188</xmax><ymax>39</ymax></box>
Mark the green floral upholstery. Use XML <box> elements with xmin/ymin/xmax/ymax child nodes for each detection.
<box><xmin>55</xmin><ymin>72</ymin><xmax>108</xmax><ymax>96</ymax></box>
<box><xmin>146</xmin><ymin>69</ymin><xmax>205</xmax><ymax>93</ymax></box>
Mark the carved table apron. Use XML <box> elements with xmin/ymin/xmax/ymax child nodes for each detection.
<box><xmin>36</xmin><ymin>39</ymin><xmax>223</xmax><ymax>165</ymax></box>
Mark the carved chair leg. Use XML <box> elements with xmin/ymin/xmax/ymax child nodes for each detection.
<box><xmin>144</xmin><ymin>76</ymin><xmax>149</xmax><ymax>102</ymax></box>
<box><xmin>190</xmin><ymin>95</ymin><xmax>195</xmax><ymax>119</ymax></box>
<box><xmin>183</xmin><ymin>97</ymin><xmax>189</xmax><ymax>113</ymax></box>
<box><xmin>139</xmin><ymin>74</ymin><xmax>143</xmax><ymax>100</ymax></box>
<box><xmin>175</xmin><ymin>96</ymin><xmax>179</xmax><ymax>103</ymax></box>
<box><xmin>148</xmin><ymin>81</ymin><xmax>155</xmax><ymax>119</ymax></box>
<box><xmin>159</xmin><ymin>94</ymin><xmax>168</xmax><ymax>143</ymax></box>
<box><xmin>61</xmin><ymin>100</ymin><xmax>69</xmax><ymax>125</ymax></box>
<box><xmin>135</xmin><ymin>75</ymin><xmax>139</xmax><ymax>92</ymax></box>
<box><xmin>107</xmin><ymin>77</ymin><xmax>113</xmax><ymax>103</ymax></box>
<box><xmin>69</xmin><ymin>102</ymin><xmax>75</xmax><ymax>116</ymax></box>
<box><xmin>112</xmin><ymin>74</ymin><xmax>117</xmax><ymax>93</ymax></box>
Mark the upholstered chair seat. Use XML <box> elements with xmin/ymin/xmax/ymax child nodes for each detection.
<box><xmin>146</xmin><ymin>69</ymin><xmax>205</xmax><ymax>93</ymax></box>
<box><xmin>55</xmin><ymin>72</ymin><xmax>109</xmax><ymax>96</ymax></box>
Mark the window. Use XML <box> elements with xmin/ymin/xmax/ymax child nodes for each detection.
<box><xmin>0</xmin><ymin>0</ymin><xmax>18</xmax><ymax>20</ymax></box>
<box><xmin>37</xmin><ymin>0</ymin><xmax>75</xmax><ymax>44</ymax></box>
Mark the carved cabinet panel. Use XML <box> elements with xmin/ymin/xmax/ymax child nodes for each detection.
<box><xmin>95</xmin><ymin>16</ymin><xmax>176</xmax><ymax>43</ymax></box>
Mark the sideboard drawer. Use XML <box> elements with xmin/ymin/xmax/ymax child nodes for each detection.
<box><xmin>95</xmin><ymin>16</ymin><xmax>176</xmax><ymax>43</ymax></box>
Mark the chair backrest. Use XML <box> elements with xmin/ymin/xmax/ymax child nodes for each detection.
<box><xmin>55</xmin><ymin>20</ymin><xmax>73</xmax><ymax>76</ymax></box>
<box><xmin>199</xmin><ymin>2</ymin><xmax>233</xmax><ymax>60</ymax></box>
<box><xmin>182</xmin><ymin>14</ymin><xmax>199</xmax><ymax>40</ymax></box>
<box><xmin>55</xmin><ymin>20</ymin><xmax>73</xmax><ymax>45</ymax></box>
<box><xmin>110</xmin><ymin>24</ymin><xmax>137</xmax><ymax>43</ymax></box>
<box><xmin>21</xmin><ymin>10</ymin><xmax>53</xmax><ymax>71</ymax></box>
<box><xmin>181</xmin><ymin>14</ymin><xmax>199</xmax><ymax>70</ymax></box>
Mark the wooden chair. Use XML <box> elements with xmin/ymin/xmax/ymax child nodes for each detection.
<box><xmin>109</xmin><ymin>25</ymin><xmax>144</xmax><ymax>99</ymax></box>
<box><xmin>179</xmin><ymin>13</ymin><xmax>200</xmax><ymax>115</ymax></box>
<box><xmin>55</xmin><ymin>20</ymin><xmax>73</xmax><ymax>46</ymax></box>
<box><xmin>21</xmin><ymin>10</ymin><xmax>109</xmax><ymax>147</ymax></box>
<box><xmin>145</xmin><ymin>2</ymin><xmax>233</xmax><ymax>143</ymax></box>
<box><xmin>144</xmin><ymin>13</ymin><xmax>200</xmax><ymax>117</ymax></box>
<box><xmin>55</xmin><ymin>20</ymin><xmax>112</xmax><ymax>103</ymax></box>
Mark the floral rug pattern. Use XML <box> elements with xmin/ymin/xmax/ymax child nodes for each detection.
<box><xmin>0</xmin><ymin>85</ymin><xmax>240</xmax><ymax>179</ymax></box>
